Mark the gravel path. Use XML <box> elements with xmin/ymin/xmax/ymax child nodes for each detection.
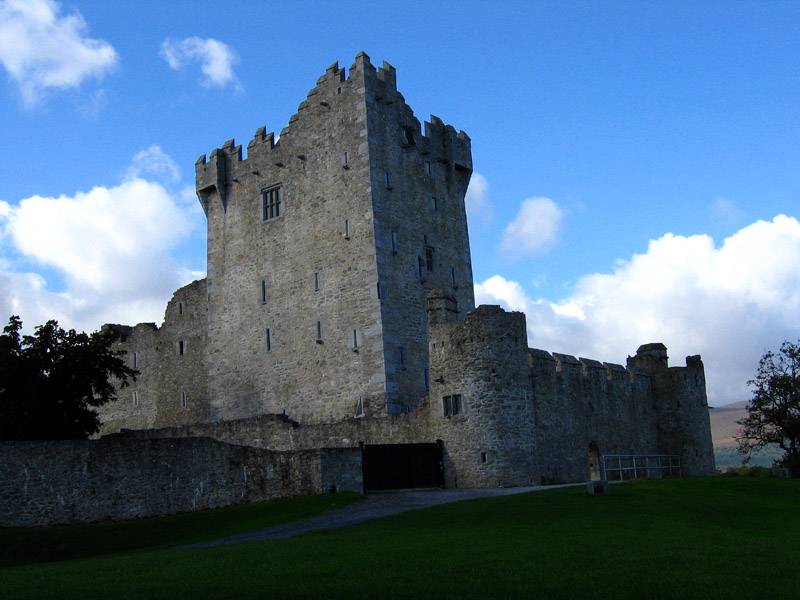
<box><xmin>189</xmin><ymin>483</ymin><xmax>582</xmax><ymax>548</ymax></box>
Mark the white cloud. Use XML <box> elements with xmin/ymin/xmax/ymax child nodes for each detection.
<box><xmin>0</xmin><ymin>149</ymin><xmax>203</xmax><ymax>333</ymax></box>
<box><xmin>501</xmin><ymin>196</ymin><xmax>564</xmax><ymax>256</ymax></box>
<box><xmin>476</xmin><ymin>215</ymin><xmax>800</xmax><ymax>406</ymax></box>
<box><xmin>125</xmin><ymin>145</ymin><xmax>181</xmax><ymax>185</ymax></box>
<box><xmin>465</xmin><ymin>172</ymin><xmax>492</xmax><ymax>222</ymax></box>
<box><xmin>160</xmin><ymin>37</ymin><xmax>238</xmax><ymax>89</ymax></box>
<box><xmin>0</xmin><ymin>0</ymin><xmax>117</xmax><ymax>106</ymax></box>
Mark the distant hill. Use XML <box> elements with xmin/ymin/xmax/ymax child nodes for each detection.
<box><xmin>710</xmin><ymin>401</ymin><xmax>782</xmax><ymax>469</ymax></box>
<box><xmin>710</xmin><ymin>400</ymin><xmax>748</xmax><ymax>448</ymax></box>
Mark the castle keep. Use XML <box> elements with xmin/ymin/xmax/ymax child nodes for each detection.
<box><xmin>99</xmin><ymin>53</ymin><xmax>715</xmax><ymax>490</ymax></box>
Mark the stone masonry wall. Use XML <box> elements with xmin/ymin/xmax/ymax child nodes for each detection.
<box><xmin>98</xmin><ymin>280</ymin><xmax>209</xmax><ymax>436</ymax></box>
<box><xmin>427</xmin><ymin>299</ymin><xmax>535</xmax><ymax>488</ymax></box>
<box><xmin>108</xmin><ymin>301</ymin><xmax>715</xmax><ymax>488</ymax></box>
<box><xmin>196</xmin><ymin>55</ymin><xmax>387</xmax><ymax>425</ymax></box>
<box><xmin>0</xmin><ymin>438</ymin><xmax>361</xmax><ymax>527</ymax></box>
<box><xmin>627</xmin><ymin>345</ymin><xmax>715</xmax><ymax>476</ymax></box>
<box><xmin>102</xmin><ymin>54</ymin><xmax>474</xmax><ymax>430</ymax></box>
<box><xmin>365</xmin><ymin>60</ymin><xmax>474</xmax><ymax>412</ymax></box>
<box><xmin>530</xmin><ymin>350</ymin><xmax>660</xmax><ymax>484</ymax></box>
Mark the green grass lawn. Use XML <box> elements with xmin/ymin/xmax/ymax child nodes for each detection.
<box><xmin>0</xmin><ymin>493</ymin><xmax>362</xmax><ymax>567</ymax></box>
<box><xmin>1</xmin><ymin>478</ymin><xmax>798</xmax><ymax>599</ymax></box>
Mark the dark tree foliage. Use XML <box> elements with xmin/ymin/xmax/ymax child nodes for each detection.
<box><xmin>737</xmin><ymin>340</ymin><xmax>800</xmax><ymax>478</ymax></box>
<box><xmin>0</xmin><ymin>316</ymin><xmax>137</xmax><ymax>440</ymax></box>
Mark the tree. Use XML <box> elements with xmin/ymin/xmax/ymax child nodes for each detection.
<box><xmin>0</xmin><ymin>316</ymin><xmax>137</xmax><ymax>440</ymax></box>
<box><xmin>737</xmin><ymin>340</ymin><xmax>800</xmax><ymax>478</ymax></box>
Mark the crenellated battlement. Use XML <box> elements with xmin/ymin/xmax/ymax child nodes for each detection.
<box><xmin>195</xmin><ymin>52</ymin><xmax>471</xmax><ymax>215</ymax></box>
<box><xmin>529</xmin><ymin>348</ymin><xmax>649</xmax><ymax>383</ymax></box>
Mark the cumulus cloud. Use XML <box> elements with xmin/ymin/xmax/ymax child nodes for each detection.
<box><xmin>0</xmin><ymin>149</ymin><xmax>203</xmax><ymax>332</ymax></box>
<box><xmin>0</xmin><ymin>0</ymin><xmax>117</xmax><ymax>106</ymax></box>
<box><xmin>501</xmin><ymin>196</ymin><xmax>564</xmax><ymax>256</ymax></box>
<box><xmin>465</xmin><ymin>172</ymin><xmax>492</xmax><ymax>222</ymax></box>
<box><xmin>476</xmin><ymin>215</ymin><xmax>800</xmax><ymax>406</ymax></box>
<box><xmin>160</xmin><ymin>37</ymin><xmax>238</xmax><ymax>88</ymax></box>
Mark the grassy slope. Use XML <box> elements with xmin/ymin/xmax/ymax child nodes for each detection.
<box><xmin>2</xmin><ymin>478</ymin><xmax>798</xmax><ymax>599</ymax></box>
<box><xmin>0</xmin><ymin>493</ymin><xmax>361</xmax><ymax>567</ymax></box>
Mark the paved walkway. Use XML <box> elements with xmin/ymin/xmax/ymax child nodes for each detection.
<box><xmin>190</xmin><ymin>483</ymin><xmax>581</xmax><ymax>548</ymax></box>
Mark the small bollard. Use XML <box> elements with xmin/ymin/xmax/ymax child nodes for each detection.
<box><xmin>586</xmin><ymin>480</ymin><xmax>609</xmax><ymax>495</ymax></box>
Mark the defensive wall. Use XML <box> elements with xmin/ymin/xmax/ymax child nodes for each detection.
<box><xmin>100</xmin><ymin>279</ymin><xmax>209</xmax><ymax>433</ymax></box>
<box><xmin>0</xmin><ymin>438</ymin><xmax>361</xmax><ymax>527</ymax></box>
<box><xmin>108</xmin><ymin>294</ymin><xmax>715</xmax><ymax>489</ymax></box>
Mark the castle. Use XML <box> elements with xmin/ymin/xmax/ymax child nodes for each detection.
<box><xmin>99</xmin><ymin>53</ymin><xmax>715</xmax><ymax>489</ymax></box>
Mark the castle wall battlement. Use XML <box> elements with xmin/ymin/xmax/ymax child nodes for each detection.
<box><xmin>424</xmin><ymin>297</ymin><xmax>714</xmax><ymax>484</ymax></box>
<box><xmin>195</xmin><ymin>52</ymin><xmax>470</xmax><ymax>221</ymax></box>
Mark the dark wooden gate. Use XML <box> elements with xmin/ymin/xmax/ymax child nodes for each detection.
<box><xmin>362</xmin><ymin>442</ymin><xmax>444</xmax><ymax>491</ymax></box>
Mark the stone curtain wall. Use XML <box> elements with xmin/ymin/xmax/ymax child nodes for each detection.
<box><xmin>98</xmin><ymin>279</ymin><xmax>210</xmax><ymax>436</ymax></box>
<box><xmin>0</xmin><ymin>439</ymin><xmax>361</xmax><ymax>527</ymax></box>
<box><xmin>105</xmin><ymin>303</ymin><xmax>715</xmax><ymax>490</ymax></box>
<box><xmin>529</xmin><ymin>350</ymin><xmax>661</xmax><ymax>484</ymax></box>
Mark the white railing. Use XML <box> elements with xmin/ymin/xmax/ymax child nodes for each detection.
<box><xmin>601</xmin><ymin>454</ymin><xmax>681</xmax><ymax>481</ymax></box>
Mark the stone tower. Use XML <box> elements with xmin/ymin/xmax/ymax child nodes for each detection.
<box><xmin>195</xmin><ymin>53</ymin><xmax>474</xmax><ymax>423</ymax></box>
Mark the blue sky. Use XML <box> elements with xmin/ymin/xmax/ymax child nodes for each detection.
<box><xmin>1</xmin><ymin>0</ymin><xmax>799</xmax><ymax>405</ymax></box>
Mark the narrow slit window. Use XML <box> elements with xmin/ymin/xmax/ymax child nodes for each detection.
<box><xmin>430</xmin><ymin>196</ymin><xmax>438</xmax><ymax>212</ymax></box>
<box><xmin>181</xmin><ymin>390</ymin><xmax>187</xmax><ymax>408</ymax></box>
<box><xmin>384</xmin><ymin>170</ymin><xmax>391</xmax><ymax>189</ymax></box>
<box><xmin>391</xmin><ymin>230</ymin><xmax>398</xmax><ymax>254</ymax></box>
<box><xmin>481</xmin><ymin>452</ymin><xmax>487</xmax><ymax>464</ymax></box>
<box><xmin>352</xmin><ymin>329</ymin><xmax>359</xmax><ymax>350</ymax></box>
<box><xmin>316</xmin><ymin>321</ymin><xmax>323</xmax><ymax>342</ymax></box>
<box><xmin>314</xmin><ymin>272</ymin><xmax>319</xmax><ymax>291</ymax></box>
<box><xmin>344</xmin><ymin>219</ymin><xmax>350</xmax><ymax>239</ymax></box>
<box><xmin>399</xmin><ymin>347</ymin><xmax>405</xmax><ymax>370</ymax></box>
<box><xmin>424</xmin><ymin>368</ymin><xmax>429</xmax><ymax>391</ymax></box>
<box><xmin>418</xmin><ymin>256</ymin><xmax>425</xmax><ymax>281</ymax></box>
<box><xmin>355</xmin><ymin>397</ymin><xmax>365</xmax><ymax>418</ymax></box>
<box><xmin>451</xmin><ymin>266</ymin><xmax>457</xmax><ymax>288</ymax></box>
<box><xmin>261</xmin><ymin>279</ymin><xmax>267</xmax><ymax>303</ymax></box>
<box><xmin>178</xmin><ymin>302</ymin><xmax>183</xmax><ymax>315</ymax></box>
<box><xmin>341</xmin><ymin>151</ymin><xmax>349</xmax><ymax>169</ymax></box>
<box><xmin>425</xmin><ymin>246</ymin><xmax>435</xmax><ymax>272</ymax></box>
<box><xmin>425</xmin><ymin>161</ymin><xmax>432</xmax><ymax>176</ymax></box>
<box><xmin>178</xmin><ymin>340</ymin><xmax>185</xmax><ymax>356</ymax></box>
<box><xmin>442</xmin><ymin>394</ymin><xmax>462</xmax><ymax>417</ymax></box>
<box><xmin>376</xmin><ymin>281</ymin><xmax>382</xmax><ymax>299</ymax></box>
<box><xmin>132</xmin><ymin>352</ymin><xmax>138</xmax><ymax>369</ymax></box>
<box><xmin>266</xmin><ymin>328</ymin><xmax>272</xmax><ymax>352</ymax></box>
<box><xmin>132</xmin><ymin>390</ymin><xmax>139</xmax><ymax>407</ymax></box>
<box><xmin>262</xmin><ymin>186</ymin><xmax>282</xmax><ymax>221</ymax></box>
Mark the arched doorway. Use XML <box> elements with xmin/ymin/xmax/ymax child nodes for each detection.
<box><xmin>588</xmin><ymin>442</ymin><xmax>601</xmax><ymax>481</ymax></box>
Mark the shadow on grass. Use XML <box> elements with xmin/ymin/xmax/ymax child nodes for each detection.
<box><xmin>0</xmin><ymin>492</ymin><xmax>362</xmax><ymax>567</ymax></box>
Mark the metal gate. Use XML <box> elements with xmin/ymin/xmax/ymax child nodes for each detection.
<box><xmin>362</xmin><ymin>442</ymin><xmax>444</xmax><ymax>491</ymax></box>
